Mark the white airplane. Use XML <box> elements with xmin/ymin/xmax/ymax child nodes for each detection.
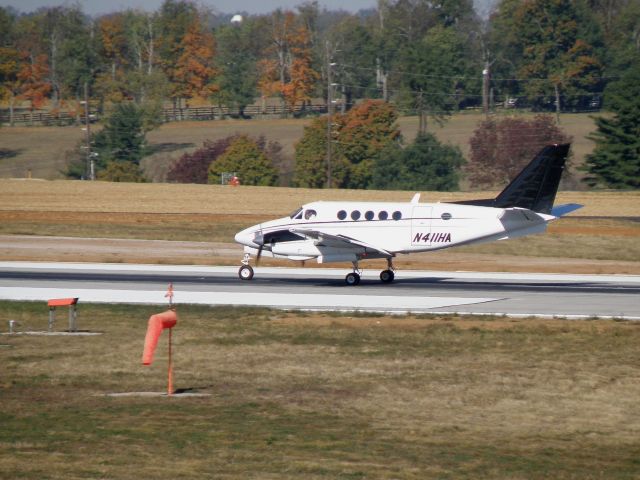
<box><xmin>234</xmin><ymin>143</ymin><xmax>582</xmax><ymax>285</ymax></box>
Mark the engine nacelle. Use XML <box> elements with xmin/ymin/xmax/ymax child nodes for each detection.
<box><xmin>271</xmin><ymin>240</ymin><xmax>320</xmax><ymax>257</ymax></box>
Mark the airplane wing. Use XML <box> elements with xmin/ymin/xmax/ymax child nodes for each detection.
<box><xmin>290</xmin><ymin>228</ymin><xmax>393</xmax><ymax>257</ymax></box>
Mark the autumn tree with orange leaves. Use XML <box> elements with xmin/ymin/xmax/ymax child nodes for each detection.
<box><xmin>258</xmin><ymin>11</ymin><xmax>319</xmax><ymax>114</ymax></box>
<box><xmin>172</xmin><ymin>20</ymin><xmax>218</xmax><ymax>105</ymax></box>
<box><xmin>95</xmin><ymin>13</ymin><xmax>130</xmax><ymax>102</ymax></box>
<box><xmin>17</xmin><ymin>52</ymin><xmax>51</xmax><ymax>124</ymax></box>
<box><xmin>294</xmin><ymin>99</ymin><xmax>401</xmax><ymax>189</ymax></box>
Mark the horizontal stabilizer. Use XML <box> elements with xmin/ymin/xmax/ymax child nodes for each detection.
<box><xmin>550</xmin><ymin>203</ymin><xmax>583</xmax><ymax>217</ymax></box>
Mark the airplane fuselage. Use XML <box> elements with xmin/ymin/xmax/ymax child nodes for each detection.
<box><xmin>234</xmin><ymin>200</ymin><xmax>555</xmax><ymax>264</ymax></box>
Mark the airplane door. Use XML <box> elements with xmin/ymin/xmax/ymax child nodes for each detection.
<box><xmin>411</xmin><ymin>206</ymin><xmax>432</xmax><ymax>246</ymax></box>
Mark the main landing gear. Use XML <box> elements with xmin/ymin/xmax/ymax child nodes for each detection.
<box><xmin>344</xmin><ymin>258</ymin><xmax>395</xmax><ymax>286</ymax></box>
<box><xmin>238</xmin><ymin>253</ymin><xmax>396</xmax><ymax>285</ymax></box>
<box><xmin>238</xmin><ymin>253</ymin><xmax>254</xmax><ymax>280</ymax></box>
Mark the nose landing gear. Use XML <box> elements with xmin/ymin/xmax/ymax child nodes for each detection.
<box><xmin>238</xmin><ymin>253</ymin><xmax>254</xmax><ymax>281</ymax></box>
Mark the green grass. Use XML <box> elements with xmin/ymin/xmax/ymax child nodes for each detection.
<box><xmin>2</xmin><ymin>302</ymin><xmax>640</xmax><ymax>478</ymax></box>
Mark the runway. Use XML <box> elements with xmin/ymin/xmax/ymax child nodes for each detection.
<box><xmin>0</xmin><ymin>262</ymin><xmax>639</xmax><ymax>319</ymax></box>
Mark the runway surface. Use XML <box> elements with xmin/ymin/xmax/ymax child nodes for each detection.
<box><xmin>0</xmin><ymin>262</ymin><xmax>639</xmax><ymax>319</ymax></box>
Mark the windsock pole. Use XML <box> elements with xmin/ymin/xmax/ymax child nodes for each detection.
<box><xmin>168</xmin><ymin>328</ymin><xmax>174</xmax><ymax>396</ymax></box>
<box><xmin>165</xmin><ymin>282</ymin><xmax>175</xmax><ymax>395</ymax></box>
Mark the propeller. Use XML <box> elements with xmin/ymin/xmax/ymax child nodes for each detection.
<box><xmin>253</xmin><ymin>229</ymin><xmax>265</xmax><ymax>265</ymax></box>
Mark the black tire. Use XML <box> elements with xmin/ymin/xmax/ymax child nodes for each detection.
<box><xmin>345</xmin><ymin>272</ymin><xmax>360</xmax><ymax>286</ymax></box>
<box><xmin>380</xmin><ymin>269</ymin><xmax>395</xmax><ymax>283</ymax></box>
<box><xmin>238</xmin><ymin>265</ymin><xmax>254</xmax><ymax>281</ymax></box>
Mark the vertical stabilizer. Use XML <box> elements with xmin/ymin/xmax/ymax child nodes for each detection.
<box><xmin>455</xmin><ymin>144</ymin><xmax>571</xmax><ymax>214</ymax></box>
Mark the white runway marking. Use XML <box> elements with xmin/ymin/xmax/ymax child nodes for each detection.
<box><xmin>0</xmin><ymin>287</ymin><xmax>499</xmax><ymax>313</ymax></box>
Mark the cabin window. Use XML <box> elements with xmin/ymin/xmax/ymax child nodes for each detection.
<box><xmin>304</xmin><ymin>209</ymin><xmax>317</xmax><ymax>220</ymax></box>
<box><xmin>351</xmin><ymin>210</ymin><xmax>361</xmax><ymax>220</ymax></box>
<box><xmin>289</xmin><ymin>207</ymin><xmax>303</xmax><ymax>219</ymax></box>
<box><xmin>441</xmin><ymin>212</ymin><xmax>452</xmax><ymax>220</ymax></box>
<box><xmin>337</xmin><ymin>210</ymin><xmax>347</xmax><ymax>220</ymax></box>
<box><xmin>365</xmin><ymin>210</ymin><xmax>374</xmax><ymax>221</ymax></box>
<box><xmin>378</xmin><ymin>211</ymin><xmax>388</xmax><ymax>220</ymax></box>
<box><xmin>392</xmin><ymin>211</ymin><xmax>402</xmax><ymax>220</ymax></box>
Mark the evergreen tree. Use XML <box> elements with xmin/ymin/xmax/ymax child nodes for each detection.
<box><xmin>93</xmin><ymin>103</ymin><xmax>147</xmax><ymax>165</ymax></box>
<box><xmin>583</xmin><ymin>65</ymin><xmax>640</xmax><ymax>188</ymax></box>
<box><xmin>371</xmin><ymin>133</ymin><xmax>464</xmax><ymax>191</ymax></box>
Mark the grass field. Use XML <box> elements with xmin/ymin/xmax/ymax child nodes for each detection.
<box><xmin>0</xmin><ymin>179</ymin><xmax>638</xmax><ymax>272</ymax></box>
<box><xmin>0</xmin><ymin>112</ymin><xmax>598</xmax><ymax>182</ymax></box>
<box><xmin>2</xmin><ymin>302</ymin><xmax>640</xmax><ymax>479</ymax></box>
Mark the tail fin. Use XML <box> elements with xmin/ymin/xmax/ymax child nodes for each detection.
<box><xmin>456</xmin><ymin>144</ymin><xmax>571</xmax><ymax>214</ymax></box>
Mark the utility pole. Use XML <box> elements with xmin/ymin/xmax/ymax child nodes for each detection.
<box><xmin>326</xmin><ymin>43</ymin><xmax>336</xmax><ymax>189</ymax></box>
<box><xmin>82</xmin><ymin>81</ymin><xmax>94</xmax><ymax>180</ymax></box>
<box><xmin>482</xmin><ymin>62</ymin><xmax>490</xmax><ymax>117</ymax></box>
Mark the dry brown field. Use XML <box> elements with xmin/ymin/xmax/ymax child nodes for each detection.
<box><xmin>0</xmin><ymin>112</ymin><xmax>598</xmax><ymax>181</ymax></box>
<box><xmin>2</xmin><ymin>179</ymin><xmax>637</xmax><ymax>216</ymax></box>
<box><xmin>2</xmin><ymin>302</ymin><xmax>640</xmax><ymax>479</ymax></box>
<box><xmin>0</xmin><ymin>179</ymin><xmax>638</xmax><ymax>273</ymax></box>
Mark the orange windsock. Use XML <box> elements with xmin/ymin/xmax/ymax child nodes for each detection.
<box><xmin>142</xmin><ymin>310</ymin><xmax>178</xmax><ymax>365</ymax></box>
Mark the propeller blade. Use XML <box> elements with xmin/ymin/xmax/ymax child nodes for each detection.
<box><xmin>254</xmin><ymin>227</ymin><xmax>265</xmax><ymax>265</ymax></box>
<box><xmin>253</xmin><ymin>232</ymin><xmax>264</xmax><ymax>246</ymax></box>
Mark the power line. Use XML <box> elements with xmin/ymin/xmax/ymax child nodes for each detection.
<box><xmin>338</xmin><ymin>62</ymin><xmax>620</xmax><ymax>83</ymax></box>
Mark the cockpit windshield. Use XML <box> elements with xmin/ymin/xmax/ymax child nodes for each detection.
<box><xmin>289</xmin><ymin>207</ymin><xmax>303</xmax><ymax>219</ymax></box>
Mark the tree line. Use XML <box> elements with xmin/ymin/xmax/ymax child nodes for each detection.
<box><xmin>1</xmin><ymin>0</ymin><xmax>638</xmax><ymax>120</ymax></box>
<box><xmin>1</xmin><ymin>0</ymin><xmax>638</xmax><ymax>188</ymax></box>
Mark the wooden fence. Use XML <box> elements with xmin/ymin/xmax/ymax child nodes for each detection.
<box><xmin>0</xmin><ymin>110</ymin><xmax>98</xmax><ymax>126</ymax></box>
<box><xmin>161</xmin><ymin>102</ymin><xmax>327</xmax><ymax>122</ymax></box>
<box><xmin>0</xmin><ymin>102</ymin><xmax>328</xmax><ymax>126</ymax></box>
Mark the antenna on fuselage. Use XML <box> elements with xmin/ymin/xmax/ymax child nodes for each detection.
<box><xmin>411</xmin><ymin>193</ymin><xmax>421</xmax><ymax>204</ymax></box>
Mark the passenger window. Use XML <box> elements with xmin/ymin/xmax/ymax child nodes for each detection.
<box><xmin>351</xmin><ymin>210</ymin><xmax>361</xmax><ymax>220</ymax></box>
<box><xmin>392</xmin><ymin>211</ymin><xmax>402</xmax><ymax>220</ymax></box>
<box><xmin>365</xmin><ymin>210</ymin><xmax>374</xmax><ymax>221</ymax></box>
<box><xmin>304</xmin><ymin>209</ymin><xmax>317</xmax><ymax>220</ymax></box>
<box><xmin>378</xmin><ymin>211</ymin><xmax>388</xmax><ymax>220</ymax></box>
<box><xmin>337</xmin><ymin>210</ymin><xmax>347</xmax><ymax>220</ymax></box>
<box><xmin>441</xmin><ymin>212</ymin><xmax>452</xmax><ymax>220</ymax></box>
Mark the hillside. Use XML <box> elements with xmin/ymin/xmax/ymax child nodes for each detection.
<box><xmin>0</xmin><ymin>112</ymin><xmax>598</xmax><ymax>185</ymax></box>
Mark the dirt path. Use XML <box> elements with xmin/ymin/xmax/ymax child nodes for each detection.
<box><xmin>1</xmin><ymin>234</ymin><xmax>638</xmax><ymax>275</ymax></box>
